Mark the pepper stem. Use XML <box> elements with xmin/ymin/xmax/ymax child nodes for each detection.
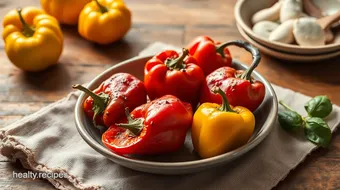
<box><xmin>116</xmin><ymin>108</ymin><xmax>144</xmax><ymax>136</ymax></box>
<box><xmin>216</xmin><ymin>43</ymin><xmax>228</xmax><ymax>58</ymax></box>
<box><xmin>216</xmin><ymin>40</ymin><xmax>261</xmax><ymax>81</ymax></box>
<box><xmin>279</xmin><ymin>100</ymin><xmax>295</xmax><ymax>112</ymax></box>
<box><xmin>165</xmin><ymin>48</ymin><xmax>189</xmax><ymax>70</ymax></box>
<box><xmin>72</xmin><ymin>84</ymin><xmax>110</xmax><ymax>125</ymax></box>
<box><xmin>17</xmin><ymin>8</ymin><xmax>35</xmax><ymax>37</ymax></box>
<box><xmin>212</xmin><ymin>87</ymin><xmax>235</xmax><ymax>112</ymax></box>
<box><xmin>94</xmin><ymin>0</ymin><xmax>108</xmax><ymax>13</ymax></box>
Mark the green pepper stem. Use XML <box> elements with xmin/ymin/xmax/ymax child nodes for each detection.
<box><xmin>279</xmin><ymin>100</ymin><xmax>295</xmax><ymax>112</ymax></box>
<box><xmin>94</xmin><ymin>0</ymin><xmax>108</xmax><ymax>13</ymax></box>
<box><xmin>212</xmin><ymin>87</ymin><xmax>235</xmax><ymax>112</ymax></box>
<box><xmin>116</xmin><ymin>108</ymin><xmax>144</xmax><ymax>136</ymax></box>
<box><xmin>216</xmin><ymin>40</ymin><xmax>261</xmax><ymax>81</ymax></box>
<box><xmin>17</xmin><ymin>8</ymin><xmax>35</xmax><ymax>37</ymax></box>
<box><xmin>165</xmin><ymin>48</ymin><xmax>189</xmax><ymax>70</ymax></box>
<box><xmin>73</xmin><ymin>84</ymin><xmax>107</xmax><ymax>108</ymax></box>
<box><xmin>216</xmin><ymin>43</ymin><xmax>227</xmax><ymax>58</ymax></box>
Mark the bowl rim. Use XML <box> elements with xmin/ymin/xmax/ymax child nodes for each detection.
<box><xmin>236</xmin><ymin>24</ymin><xmax>340</xmax><ymax>61</ymax></box>
<box><xmin>234</xmin><ymin>0</ymin><xmax>340</xmax><ymax>51</ymax></box>
<box><xmin>74</xmin><ymin>55</ymin><xmax>278</xmax><ymax>169</ymax></box>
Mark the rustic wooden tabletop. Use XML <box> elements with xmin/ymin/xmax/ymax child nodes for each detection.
<box><xmin>0</xmin><ymin>0</ymin><xmax>339</xmax><ymax>189</ymax></box>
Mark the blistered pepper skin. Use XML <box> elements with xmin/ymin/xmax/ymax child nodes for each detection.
<box><xmin>200</xmin><ymin>67</ymin><xmax>265</xmax><ymax>112</ymax></box>
<box><xmin>102</xmin><ymin>95</ymin><xmax>193</xmax><ymax>155</ymax></box>
<box><xmin>73</xmin><ymin>73</ymin><xmax>147</xmax><ymax>127</ymax></box>
<box><xmin>200</xmin><ymin>40</ymin><xmax>265</xmax><ymax>112</ymax></box>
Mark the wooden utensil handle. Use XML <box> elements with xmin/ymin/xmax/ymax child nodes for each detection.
<box><xmin>317</xmin><ymin>12</ymin><xmax>340</xmax><ymax>29</ymax></box>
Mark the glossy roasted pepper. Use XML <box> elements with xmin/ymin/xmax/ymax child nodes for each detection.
<box><xmin>144</xmin><ymin>48</ymin><xmax>205</xmax><ymax>107</ymax></box>
<box><xmin>200</xmin><ymin>40</ymin><xmax>265</xmax><ymax>112</ymax></box>
<box><xmin>72</xmin><ymin>73</ymin><xmax>147</xmax><ymax>127</ymax></box>
<box><xmin>187</xmin><ymin>36</ymin><xmax>232</xmax><ymax>75</ymax></box>
<box><xmin>192</xmin><ymin>87</ymin><xmax>255</xmax><ymax>158</ymax></box>
<box><xmin>41</xmin><ymin>0</ymin><xmax>91</xmax><ymax>25</ymax></box>
<box><xmin>2</xmin><ymin>7</ymin><xmax>63</xmax><ymax>72</ymax></box>
<box><xmin>78</xmin><ymin>0</ymin><xmax>131</xmax><ymax>44</ymax></box>
<box><xmin>102</xmin><ymin>95</ymin><xmax>193</xmax><ymax>155</ymax></box>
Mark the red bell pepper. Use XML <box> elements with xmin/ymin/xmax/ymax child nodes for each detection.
<box><xmin>200</xmin><ymin>40</ymin><xmax>265</xmax><ymax>111</ymax></box>
<box><xmin>73</xmin><ymin>73</ymin><xmax>147</xmax><ymax>127</ymax></box>
<box><xmin>144</xmin><ymin>48</ymin><xmax>204</xmax><ymax>107</ymax></box>
<box><xmin>187</xmin><ymin>36</ymin><xmax>232</xmax><ymax>75</ymax></box>
<box><xmin>102</xmin><ymin>95</ymin><xmax>193</xmax><ymax>155</ymax></box>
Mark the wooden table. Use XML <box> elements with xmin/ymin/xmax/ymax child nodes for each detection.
<box><xmin>0</xmin><ymin>0</ymin><xmax>339</xmax><ymax>189</ymax></box>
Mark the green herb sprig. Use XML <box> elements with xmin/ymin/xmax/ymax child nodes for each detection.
<box><xmin>278</xmin><ymin>96</ymin><xmax>333</xmax><ymax>148</ymax></box>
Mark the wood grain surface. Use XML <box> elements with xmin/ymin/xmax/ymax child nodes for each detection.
<box><xmin>0</xmin><ymin>0</ymin><xmax>339</xmax><ymax>189</ymax></box>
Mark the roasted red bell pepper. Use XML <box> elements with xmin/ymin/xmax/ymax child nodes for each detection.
<box><xmin>102</xmin><ymin>95</ymin><xmax>193</xmax><ymax>155</ymax></box>
<box><xmin>144</xmin><ymin>48</ymin><xmax>204</xmax><ymax>107</ymax></box>
<box><xmin>73</xmin><ymin>73</ymin><xmax>147</xmax><ymax>127</ymax></box>
<box><xmin>200</xmin><ymin>40</ymin><xmax>265</xmax><ymax>111</ymax></box>
<box><xmin>187</xmin><ymin>36</ymin><xmax>232</xmax><ymax>75</ymax></box>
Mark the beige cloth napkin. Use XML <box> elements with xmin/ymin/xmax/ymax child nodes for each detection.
<box><xmin>1</xmin><ymin>42</ymin><xmax>340</xmax><ymax>190</ymax></box>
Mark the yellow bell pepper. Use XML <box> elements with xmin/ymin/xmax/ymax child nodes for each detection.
<box><xmin>78</xmin><ymin>0</ymin><xmax>131</xmax><ymax>44</ymax></box>
<box><xmin>2</xmin><ymin>7</ymin><xmax>63</xmax><ymax>72</ymax></box>
<box><xmin>192</xmin><ymin>87</ymin><xmax>255</xmax><ymax>158</ymax></box>
<box><xmin>41</xmin><ymin>0</ymin><xmax>91</xmax><ymax>25</ymax></box>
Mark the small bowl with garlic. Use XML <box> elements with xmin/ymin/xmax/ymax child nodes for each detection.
<box><xmin>235</xmin><ymin>0</ymin><xmax>340</xmax><ymax>60</ymax></box>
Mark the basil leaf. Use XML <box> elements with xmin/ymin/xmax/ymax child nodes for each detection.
<box><xmin>278</xmin><ymin>111</ymin><xmax>303</xmax><ymax>131</ymax></box>
<box><xmin>304</xmin><ymin>117</ymin><xmax>332</xmax><ymax>148</ymax></box>
<box><xmin>305</xmin><ymin>96</ymin><xmax>332</xmax><ymax>118</ymax></box>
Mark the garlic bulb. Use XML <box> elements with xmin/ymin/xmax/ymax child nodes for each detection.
<box><xmin>252</xmin><ymin>1</ymin><xmax>282</xmax><ymax>24</ymax></box>
<box><xmin>280</xmin><ymin>0</ymin><xmax>303</xmax><ymax>23</ymax></box>
<box><xmin>269</xmin><ymin>20</ymin><xmax>295</xmax><ymax>44</ymax></box>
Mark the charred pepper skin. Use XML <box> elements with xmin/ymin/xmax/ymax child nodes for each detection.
<box><xmin>73</xmin><ymin>73</ymin><xmax>147</xmax><ymax>127</ymax></box>
<box><xmin>200</xmin><ymin>40</ymin><xmax>265</xmax><ymax>112</ymax></box>
<box><xmin>102</xmin><ymin>95</ymin><xmax>193</xmax><ymax>155</ymax></box>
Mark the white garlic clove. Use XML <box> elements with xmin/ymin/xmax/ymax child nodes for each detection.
<box><xmin>293</xmin><ymin>17</ymin><xmax>326</xmax><ymax>46</ymax></box>
<box><xmin>251</xmin><ymin>1</ymin><xmax>282</xmax><ymax>25</ymax></box>
<box><xmin>280</xmin><ymin>0</ymin><xmax>303</xmax><ymax>23</ymax></box>
<box><xmin>269</xmin><ymin>20</ymin><xmax>295</xmax><ymax>44</ymax></box>
<box><xmin>253</xmin><ymin>21</ymin><xmax>280</xmax><ymax>39</ymax></box>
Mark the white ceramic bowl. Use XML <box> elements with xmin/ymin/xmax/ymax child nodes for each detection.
<box><xmin>234</xmin><ymin>0</ymin><xmax>340</xmax><ymax>55</ymax></box>
<box><xmin>237</xmin><ymin>24</ymin><xmax>340</xmax><ymax>62</ymax></box>
<box><xmin>74</xmin><ymin>55</ymin><xmax>278</xmax><ymax>175</ymax></box>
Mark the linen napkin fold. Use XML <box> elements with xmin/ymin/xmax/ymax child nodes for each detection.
<box><xmin>1</xmin><ymin>42</ymin><xmax>340</xmax><ymax>190</ymax></box>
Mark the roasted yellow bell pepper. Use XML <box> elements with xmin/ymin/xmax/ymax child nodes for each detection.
<box><xmin>78</xmin><ymin>0</ymin><xmax>131</xmax><ymax>44</ymax></box>
<box><xmin>192</xmin><ymin>87</ymin><xmax>255</xmax><ymax>158</ymax></box>
<box><xmin>2</xmin><ymin>7</ymin><xmax>63</xmax><ymax>72</ymax></box>
<box><xmin>41</xmin><ymin>0</ymin><xmax>91</xmax><ymax>25</ymax></box>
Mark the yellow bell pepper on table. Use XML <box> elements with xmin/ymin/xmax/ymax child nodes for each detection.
<box><xmin>40</xmin><ymin>0</ymin><xmax>91</xmax><ymax>25</ymax></box>
<box><xmin>78</xmin><ymin>0</ymin><xmax>131</xmax><ymax>44</ymax></box>
<box><xmin>2</xmin><ymin>7</ymin><xmax>63</xmax><ymax>72</ymax></box>
<box><xmin>192</xmin><ymin>87</ymin><xmax>255</xmax><ymax>159</ymax></box>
